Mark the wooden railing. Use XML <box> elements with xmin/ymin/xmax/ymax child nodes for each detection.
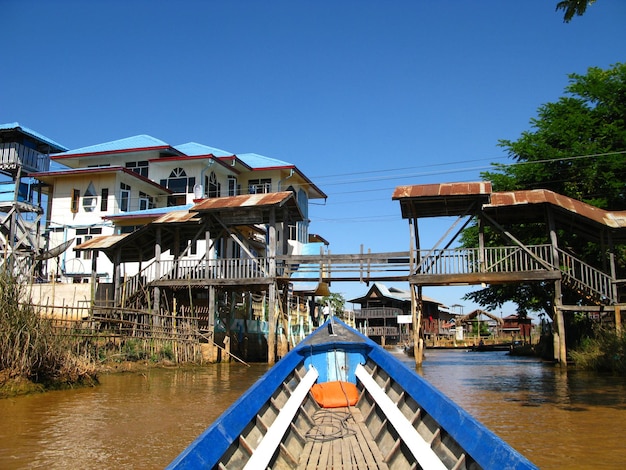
<box><xmin>557</xmin><ymin>247</ymin><xmax>614</xmax><ymax>303</ymax></box>
<box><xmin>280</xmin><ymin>251</ymin><xmax>411</xmax><ymax>282</ymax></box>
<box><xmin>118</xmin><ymin>244</ymin><xmax>619</xmax><ymax>306</ymax></box>
<box><xmin>0</xmin><ymin>142</ymin><xmax>50</xmax><ymax>173</ymax></box>
<box><xmin>122</xmin><ymin>256</ymin><xmax>269</xmax><ymax>287</ymax></box>
<box><xmin>417</xmin><ymin>245</ymin><xmax>554</xmax><ymax>275</ymax></box>
<box><xmin>356</xmin><ymin>307</ymin><xmax>404</xmax><ymax>319</ymax></box>
<box><xmin>358</xmin><ymin>326</ymin><xmax>399</xmax><ymax>337</ymax></box>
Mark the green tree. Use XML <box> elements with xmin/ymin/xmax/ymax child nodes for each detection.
<box><xmin>321</xmin><ymin>292</ymin><xmax>346</xmax><ymax>319</ymax></box>
<box><xmin>556</xmin><ymin>0</ymin><xmax>597</xmax><ymax>23</ymax></box>
<box><xmin>462</xmin><ymin>63</ymin><xmax>626</xmax><ymax>317</ymax></box>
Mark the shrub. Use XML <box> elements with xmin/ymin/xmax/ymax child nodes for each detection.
<box><xmin>0</xmin><ymin>272</ymin><xmax>97</xmax><ymax>386</ymax></box>
<box><xmin>570</xmin><ymin>326</ymin><xmax>626</xmax><ymax>374</ymax></box>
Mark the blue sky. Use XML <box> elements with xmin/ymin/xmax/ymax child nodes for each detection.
<box><xmin>2</xmin><ymin>0</ymin><xmax>625</xmax><ymax>313</ymax></box>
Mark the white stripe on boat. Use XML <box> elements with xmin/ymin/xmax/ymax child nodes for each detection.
<box><xmin>243</xmin><ymin>365</ymin><xmax>319</xmax><ymax>470</ymax></box>
<box><xmin>355</xmin><ymin>363</ymin><xmax>448</xmax><ymax>470</ymax></box>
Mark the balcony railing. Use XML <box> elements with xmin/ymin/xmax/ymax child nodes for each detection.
<box><xmin>358</xmin><ymin>326</ymin><xmax>399</xmax><ymax>337</ymax></box>
<box><xmin>123</xmin><ymin>257</ymin><xmax>270</xmax><ymax>288</ymax></box>
<box><xmin>0</xmin><ymin>142</ymin><xmax>50</xmax><ymax>173</ymax></box>
<box><xmin>355</xmin><ymin>307</ymin><xmax>404</xmax><ymax>319</ymax></box>
<box><xmin>416</xmin><ymin>245</ymin><xmax>554</xmax><ymax>275</ymax></box>
<box><xmin>557</xmin><ymin>247</ymin><xmax>614</xmax><ymax>303</ymax></box>
<box><xmin>117</xmin><ymin>244</ymin><xmax>618</xmax><ymax>306</ymax></box>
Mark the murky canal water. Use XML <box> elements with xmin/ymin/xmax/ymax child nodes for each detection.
<box><xmin>1</xmin><ymin>350</ymin><xmax>626</xmax><ymax>469</ymax></box>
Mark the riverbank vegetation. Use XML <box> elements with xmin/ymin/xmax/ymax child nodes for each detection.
<box><xmin>0</xmin><ymin>273</ymin><xmax>98</xmax><ymax>397</ymax></box>
<box><xmin>570</xmin><ymin>326</ymin><xmax>626</xmax><ymax>374</ymax></box>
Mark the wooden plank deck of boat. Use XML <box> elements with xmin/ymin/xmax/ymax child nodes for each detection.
<box><xmin>298</xmin><ymin>407</ymin><xmax>389</xmax><ymax>470</ymax></box>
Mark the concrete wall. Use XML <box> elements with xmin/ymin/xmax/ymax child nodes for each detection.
<box><xmin>25</xmin><ymin>282</ymin><xmax>93</xmax><ymax>319</ymax></box>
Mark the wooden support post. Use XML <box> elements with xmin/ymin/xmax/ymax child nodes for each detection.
<box><xmin>408</xmin><ymin>215</ymin><xmax>424</xmax><ymax>366</ymax></box>
<box><xmin>223</xmin><ymin>335</ymin><xmax>231</xmax><ymax>363</ymax></box>
<box><xmin>555</xmin><ymin>306</ymin><xmax>567</xmax><ymax>364</ymax></box>
<box><xmin>209</xmin><ymin>285</ymin><xmax>215</xmax><ymax>332</ymax></box>
<box><xmin>205</xmin><ymin>227</ymin><xmax>211</xmax><ymax>280</ymax></box>
<box><xmin>412</xmin><ymin>284</ymin><xmax>424</xmax><ymax>366</ymax></box>
<box><xmin>268</xmin><ymin>207</ymin><xmax>277</xmax><ymax>365</ymax></box>
<box><xmin>90</xmin><ymin>252</ymin><xmax>98</xmax><ymax>307</ymax></box>
<box><xmin>608</xmin><ymin>232</ymin><xmax>619</xmax><ymax>304</ymax></box>
<box><xmin>173</xmin><ymin>227</ymin><xmax>180</xmax><ymax>277</ymax></box>
<box><xmin>616</xmin><ymin>305</ymin><xmax>622</xmax><ymax>334</ymax></box>
<box><xmin>548</xmin><ymin>208</ymin><xmax>567</xmax><ymax>366</ymax></box>
<box><xmin>153</xmin><ymin>226</ymin><xmax>162</xmax><ymax>321</ymax></box>
<box><xmin>113</xmin><ymin>248</ymin><xmax>122</xmax><ymax>306</ymax></box>
<box><xmin>478</xmin><ymin>215</ymin><xmax>485</xmax><ymax>272</ymax></box>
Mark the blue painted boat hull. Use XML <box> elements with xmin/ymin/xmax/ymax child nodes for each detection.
<box><xmin>168</xmin><ymin>319</ymin><xmax>537</xmax><ymax>469</ymax></box>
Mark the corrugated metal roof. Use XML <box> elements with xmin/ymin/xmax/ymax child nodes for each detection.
<box><xmin>290</xmin><ymin>242</ymin><xmax>326</xmax><ymax>293</ymax></box>
<box><xmin>393</xmin><ymin>182</ymin><xmax>492</xmax><ymax>218</ymax></box>
<box><xmin>348</xmin><ymin>282</ymin><xmax>440</xmax><ymax>305</ymax></box>
<box><xmin>152</xmin><ymin>209</ymin><xmax>203</xmax><ymax>224</ymax></box>
<box><xmin>0</xmin><ymin>122</ymin><xmax>68</xmax><ymax>152</ymax></box>
<box><xmin>487</xmin><ymin>189</ymin><xmax>626</xmax><ymax>229</ymax></box>
<box><xmin>75</xmin><ymin>234</ymin><xmax>128</xmax><ymax>250</ymax></box>
<box><xmin>174</xmin><ymin>142</ymin><xmax>233</xmax><ymax>157</ymax></box>
<box><xmin>103</xmin><ymin>204</ymin><xmax>193</xmax><ymax>220</ymax></box>
<box><xmin>392</xmin><ymin>182</ymin><xmax>492</xmax><ymax>199</ymax></box>
<box><xmin>191</xmin><ymin>191</ymin><xmax>297</xmax><ymax>212</ymax></box>
<box><xmin>30</xmin><ymin>166</ymin><xmax>172</xmax><ymax>193</ymax></box>
<box><xmin>237</xmin><ymin>152</ymin><xmax>293</xmax><ymax>169</ymax></box>
<box><xmin>52</xmin><ymin>134</ymin><xmax>173</xmax><ymax>157</ymax></box>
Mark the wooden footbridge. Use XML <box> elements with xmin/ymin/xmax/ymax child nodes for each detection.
<box><xmin>77</xmin><ymin>182</ymin><xmax>626</xmax><ymax>365</ymax></box>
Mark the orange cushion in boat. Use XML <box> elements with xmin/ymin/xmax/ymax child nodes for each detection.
<box><xmin>310</xmin><ymin>381</ymin><xmax>359</xmax><ymax>408</ymax></box>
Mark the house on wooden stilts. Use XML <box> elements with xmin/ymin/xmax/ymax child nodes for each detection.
<box><xmin>392</xmin><ymin>182</ymin><xmax>626</xmax><ymax>367</ymax></box>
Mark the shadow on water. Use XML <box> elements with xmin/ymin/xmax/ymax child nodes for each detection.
<box><xmin>2</xmin><ymin>350</ymin><xmax>626</xmax><ymax>469</ymax></box>
<box><xmin>394</xmin><ymin>348</ymin><xmax>626</xmax><ymax>469</ymax></box>
<box><xmin>0</xmin><ymin>363</ymin><xmax>271</xmax><ymax>470</ymax></box>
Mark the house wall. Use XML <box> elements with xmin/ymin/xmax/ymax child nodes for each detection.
<box><xmin>45</xmin><ymin>168</ymin><xmax>172</xmax><ymax>281</ymax></box>
<box><xmin>26</xmin><ymin>282</ymin><xmax>93</xmax><ymax>318</ymax></box>
<box><xmin>59</xmin><ymin>149</ymin><xmax>161</xmax><ymax>169</ymax></box>
<box><xmin>43</xmin><ymin>144</ymin><xmax>313</xmax><ymax>284</ymax></box>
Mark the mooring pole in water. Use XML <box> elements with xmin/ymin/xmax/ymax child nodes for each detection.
<box><xmin>412</xmin><ymin>284</ymin><xmax>424</xmax><ymax>366</ymax></box>
<box><xmin>198</xmin><ymin>331</ymin><xmax>250</xmax><ymax>367</ymax></box>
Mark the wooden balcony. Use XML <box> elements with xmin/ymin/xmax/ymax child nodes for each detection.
<box><xmin>0</xmin><ymin>142</ymin><xmax>50</xmax><ymax>173</ymax></box>
<box><xmin>118</xmin><ymin>245</ymin><xmax>619</xmax><ymax>306</ymax></box>
<box><xmin>358</xmin><ymin>326</ymin><xmax>399</xmax><ymax>337</ymax></box>
<box><xmin>355</xmin><ymin>307</ymin><xmax>404</xmax><ymax>319</ymax></box>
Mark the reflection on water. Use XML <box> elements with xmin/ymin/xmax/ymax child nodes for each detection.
<box><xmin>1</xmin><ymin>351</ymin><xmax>626</xmax><ymax>469</ymax></box>
<box><xmin>0</xmin><ymin>364</ymin><xmax>270</xmax><ymax>470</ymax></box>
<box><xmin>399</xmin><ymin>349</ymin><xmax>626</xmax><ymax>469</ymax></box>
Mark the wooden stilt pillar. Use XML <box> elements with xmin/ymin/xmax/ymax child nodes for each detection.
<box><xmin>555</xmin><ymin>306</ymin><xmax>567</xmax><ymax>365</ymax></box>
<box><xmin>268</xmin><ymin>208</ymin><xmax>277</xmax><ymax>365</ymax></box>
<box><xmin>113</xmin><ymin>249</ymin><xmax>121</xmax><ymax>306</ymax></box>
<box><xmin>412</xmin><ymin>284</ymin><xmax>424</xmax><ymax>366</ymax></box>
<box><xmin>616</xmin><ymin>305</ymin><xmax>622</xmax><ymax>333</ymax></box>
<box><xmin>209</xmin><ymin>285</ymin><xmax>215</xmax><ymax>331</ymax></box>
<box><xmin>548</xmin><ymin>209</ymin><xmax>567</xmax><ymax>366</ymax></box>
<box><xmin>153</xmin><ymin>226</ymin><xmax>162</xmax><ymax>322</ymax></box>
<box><xmin>90</xmin><ymin>252</ymin><xmax>98</xmax><ymax>307</ymax></box>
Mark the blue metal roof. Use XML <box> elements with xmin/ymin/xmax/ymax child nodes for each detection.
<box><xmin>0</xmin><ymin>122</ymin><xmax>68</xmax><ymax>153</ymax></box>
<box><xmin>290</xmin><ymin>242</ymin><xmax>326</xmax><ymax>293</ymax></box>
<box><xmin>373</xmin><ymin>282</ymin><xmax>411</xmax><ymax>302</ymax></box>
<box><xmin>174</xmin><ymin>142</ymin><xmax>233</xmax><ymax>157</ymax></box>
<box><xmin>107</xmin><ymin>203</ymin><xmax>193</xmax><ymax>218</ymax></box>
<box><xmin>53</xmin><ymin>134</ymin><xmax>171</xmax><ymax>156</ymax></box>
<box><xmin>237</xmin><ymin>153</ymin><xmax>293</xmax><ymax>169</ymax></box>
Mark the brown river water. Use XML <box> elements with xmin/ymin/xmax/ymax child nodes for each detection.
<box><xmin>1</xmin><ymin>349</ymin><xmax>625</xmax><ymax>469</ymax></box>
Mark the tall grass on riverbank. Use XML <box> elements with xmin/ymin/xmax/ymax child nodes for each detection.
<box><xmin>570</xmin><ymin>326</ymin><xmax>626</xmax><ymax>374</ymax></box>
<box><xmin>0</xmin><ymin>272</ymin><xmax>97</xmax><ymax>389</ymax></box>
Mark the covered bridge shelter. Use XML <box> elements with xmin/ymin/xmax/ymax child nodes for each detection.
<box><xmin>392</xmin><ymin>181</ymin><xmax>626</xmax><ymax>366</ymax></box>
<box><xmin>76</xmin><ymin>191</ymin><xmax>304</xmax><ymax>364</ymax></box>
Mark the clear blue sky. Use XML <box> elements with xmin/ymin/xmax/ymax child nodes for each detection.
<box><xmin>2</xmin><ymin>0</ymin><xmax>625</xmax><ymax>313</ymax></box>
